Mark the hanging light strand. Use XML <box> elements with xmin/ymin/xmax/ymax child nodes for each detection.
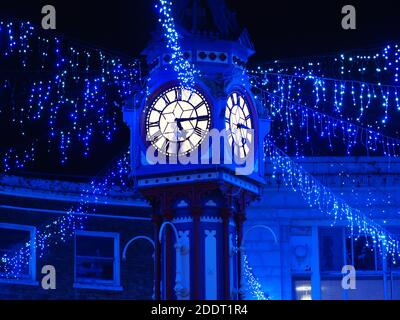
<box><xmin>0</xmin><ymin>149</ymin><xmax>132</xmax><ymax>278</ymax></box>
<box><xmin>0</xmin><ymin>20</ymin><xmax>143</xmax><ymax>164</ymax></box>
<box><xmin>255</xmin><ymin>43</ymin><xmax>400</xmax><ymax>85</ymax></box>
<box><xmin>155</xmin><ymin>0</ymin><xmax>198</xmax><ymax>88</ymax></box>
<box><xmin>254</xmin><ymin>86</ymin><xmax>400</xmax><ymax>158</ymax></box>
<box><xmin>265</xmin><ymin>141</ymin><xmax>400</xmax><ymax>263</ymax></box>
<box><xmin>249</xmin><ymin>71</ymin><xmax>400</xmax><ymax>130</ymax></box>
<box><xmin>242</xmin><ymin>254</ymin><xmax>268</xmax><ymax>300</ymax></box>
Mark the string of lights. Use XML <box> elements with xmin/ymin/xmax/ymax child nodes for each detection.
<box><xmin>0</xmin><ymin>150</ymin><xmax>132</xmax><ymax>278</ymax></box>
<box><xmin>257</xmin><ymin>43</ymin><xmax>400</xmax><ymax>84</ymax></box>
<box><xmin>254</xmin><ymin>86</ymin><xmax>400</xmax><ymax>158</ymax></box>
<box><xmin>242</xmin><ymin>254</ymin><xmax>268</xmax><ymax>300</ymax></box>
<box><xmin>1</xmin><ymin>3</ymin><xmax>399</xmax><ymax>298</ymax></box>
<box><xmin>265</xmin><ymin>141</ymin><xmax>400</xmax><ymax>263</ymax></box>
<box><xmin>263</xmin><ymin>95</ymin><xmax>400</xmax><ymax>243</ymax></box>
<box><xmin>336</xmin><ymin>162</ymin><xmax>399</xmax><ymax>219</ymax></box>
<box><xmin>155</xmin><ymin>0</ymin><xmax>198</xmax><ymax>88</ymax></box>
<box><xmin>249</xmin><ymin>71</ymin><xmax>400</xmax><ymax>129</ymax></box>
<box><xmin>0</xmin><ymin>21</ymin><xmax>143</xmax><ymax>164</ymax></box>
<box><xmin>2</xmin><ymin>141</ymin><xmax>37</xmax><ymax>173</ymax></box>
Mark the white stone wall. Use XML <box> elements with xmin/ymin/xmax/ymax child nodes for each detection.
<box><xmin>245</xmin><ymin>157</ymin><xmax>400</xmax><ymax>300</ymax></box>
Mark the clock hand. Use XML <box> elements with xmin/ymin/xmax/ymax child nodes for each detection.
<box><xmin>237</xmin><ymin>123</ymin><xmax>251</xmax><ymax>130</ymax></box>
<box><xmin>176</xmin><ymin>120</ymin><xmax>184</xmax><ymax>131</ymax></box>
<box><xmin>176</xmin><ymin>115</ymin><xmax>209</xmax><ymax>123</ymax></box>
<box><xmin>174</xmin><ymin>115</ymin><xmax>209</xmax><ymax>131</ymax></box>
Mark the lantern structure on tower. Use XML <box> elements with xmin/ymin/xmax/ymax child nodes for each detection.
<box><xmin>123</xmin><ymin>0</ymin><xmax>270</xmax><ymax>300</ymax></box>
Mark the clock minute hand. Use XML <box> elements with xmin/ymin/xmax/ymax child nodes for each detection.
<box><xmin>177</xmin><ymin>115</ymin><xmax>209</xmax><ymax>123</ymax></box>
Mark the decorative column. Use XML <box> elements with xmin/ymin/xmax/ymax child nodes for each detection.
<box><xmin>204</xmin><ymin>229</ymin><xmax>217</xmax><ymax>299</ymax></box>
<box><xmin>140</xmin><ymin>181</ymin><xmax>261</xmax><ymax>301</ymax></box>
<box><xmin>175</xmin><ymin>230</ymin><xmax>190</xmax><ymax>300</ymax></box>
<box><xmin>152</xmin><ymin>209</ymin><xmax>162</xmax><ymax>300</ymax></box>
<box><xmin>192</xmin><ymin>207</ymin><xmax>202</xmax><ymax>300</ymax></box>
<box><xmin>235</xmin><ymin>212</ymin><xmax>246</xmax><ymax>300</ymax></box>
<box><xmin>222</xmin><ymin>208</ymin><xmax>233</xmax><ymax>299</ymax></box>
<box><xmin>311</xmin><ymin>225</ymin><xmax>321</xmax><ymax>300</ymax></box>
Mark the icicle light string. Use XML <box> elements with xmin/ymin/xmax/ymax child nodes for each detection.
<box><xmin>0</xmin><ymin>150</ymin><xmax>131</xmax><ymax>278</ymax></box>
<box><xmin>155</xmin><ymin>0</ymin><xmax>198</xmax><ymax>89</ymax></box>
<box><xmin>253</xmin><ymin>71</ymin><xmax>400</xmax><ymax>90</ymax></box>
<box><xmin>264</xmin><ymin>141</ymin><xmax>400</xmax><ymax>263</ymax></box>
<box><xmin>249</xmin><ymin>72</ymin><xmax>400</xmax><ymax>130</ymax></box>
<box><xmin>0</xmin><ymin>21</ymin><xmax>143</xmax><ymax>164</ymax></box>
<box><xmin>336</xmin><ymin>163</ymin><xmax>399</xmax><ymax>219</ymax></box>
<box><xmin>1</xmin><ymin>141</ymin><xmax>37</xmax><ymax>173</ymax></box>
<box><xmin>242</xmin><ymin>254</ymin><xmax>267</xmax><ymax>300</ymax></box>
<box><xmin>252</xmin><ymin>86</ymin><xmax>400</xmax><ymax>158</ymax></box>
<box><xmin>255</xmin><ymin>43</ymin><xmax>400</xmax><ymax>84</ymax></box>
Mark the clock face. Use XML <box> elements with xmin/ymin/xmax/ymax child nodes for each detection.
<box><xmin>225</xmin><ymin>92</ymin><xmax>254</xmax><ymax>159</ymax></box>
<box><xmin>146</xmin><ymin>86</ymin><xmax>211</xmax><ymax>156</ymax></box>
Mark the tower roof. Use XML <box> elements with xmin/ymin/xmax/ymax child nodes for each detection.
<box><xmin>173</xmin><ymin>0</ymin><xmax>241</xmax><ymax>39</ymax></box>
<box><xmin>143</xmin><ymin>0</ymin><xmax>255</xmax><ymax>66</ymax></box>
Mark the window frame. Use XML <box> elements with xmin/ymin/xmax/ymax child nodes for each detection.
<box><xmin>290</xmin><ymin>225</ymin><xmax>393</xmax><ymax>300</ymax></box>
<box><xmin>74</xmin><ymin>230</ymin><xmax>122</xmax><ymax>291</ymax></box>
<box><xmin>318</xmin><ymin>226</ymin><xmax>388</xmax><ymax>300</ymax></box>
<box><xmin>0</xmin><ymin>223</ymin><xmax>37</xmax><ymax>285</ymax></box>
<box><xmin>389</xmin><ymin>271</ymin><xmax>400</xmax><ymax>300</ymax></box>
<box><xmin>345</xmin><ymin>232</ymin><xmax>381</xmax><ymax>272</ymax></box>
<box><xmin>292</xmin><ymin>275</ymin><xmax>312</xmax><ymax>300</ymax></box>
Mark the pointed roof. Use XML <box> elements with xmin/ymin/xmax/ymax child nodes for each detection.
<box><xmin>173</xmin><ymin>0</ymin><xmax>241</xmax><ymax>40</ymax></box>
<box><xmin>143</xmin><ymin>0</ymin><xmax>255</xmax><ymax>61</ymax></box>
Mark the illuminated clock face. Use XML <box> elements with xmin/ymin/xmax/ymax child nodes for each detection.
<box><xmin>225</xmin><ymin>92</ymin><xmax>254</xmax><ymax>159</ymax></box>
<box><xmin>146</xmin><ymin>86</ymin><xmax>211</xmax><ymax>156</ymax></box>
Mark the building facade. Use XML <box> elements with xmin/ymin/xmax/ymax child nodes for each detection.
<box><xmin>0</xmin><ymin>157</ymin><xmax>399</xmax><ymax>300</ymax></box>
<box><xmin>0</xmin><ymin>176</ymin><xmax>154</xmax><ymax>300</ymax></box>
<box><xmin>245</xmin><ymin>157</ymin><xmax>400</xmax><ymax>300</ymax></box>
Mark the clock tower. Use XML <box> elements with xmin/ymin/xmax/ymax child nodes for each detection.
<box><xmin>123</xmin><ymin>0</ymin><xmax>270</xmax><ymax>300</ymax></box>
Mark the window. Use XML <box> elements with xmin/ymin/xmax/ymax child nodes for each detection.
<box><xmin>293</xmin><ymin>278</ymin><xmax>312</xmax><ymax>300</ymax></box>
<box><xmin>317</xmin><ymin>227</ymin><xmax>389</xmax><ymax>300</ymax></box>
<box><xmin>320</xmin><ymin>278</ymin><xmax>344</xmax><ymax>300</ymax></box>
<box><xmin>386</xmin><ymin>227</ymin><xmax>400</xmax><ymax>273</ymax></box>
<box><xmin>74</xmin><ymin>231</ymin><xmax>121</xmax><ymax>290</ymax></box>
<box><xmin>0</xmin><ymin>223</ymin><xmax>36</xmax><ymax>284</ymax></box>
<box><xmin>319</xmin><ymin>227</ymin><xmax>344</xmax><ymax>272</ymax></box>
<box><xmin>290</xmin><ymin>225</ymin><xmax>400</xmax><ymax>300</ymax></box>
<box><xmin>346</xmin><ymin>236</ymin><xmax>381</xmax><ymax>271</ymax></box>
<box><xmin>347</xmin><ymin>277</ymin><xmax>385</xmax><ymax>300</ymax></box>
<box><xmin>390</xmin><ymin>273</ymin><xmax>400</xmax><ymax>300</ymax></box>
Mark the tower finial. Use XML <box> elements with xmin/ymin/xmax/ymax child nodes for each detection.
<box><xmin>174</xmin><ymin>0</ymin><xmax>241</xmax><ymax>39</ymax></box>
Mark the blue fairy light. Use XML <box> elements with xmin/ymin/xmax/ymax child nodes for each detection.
<box><xmin>0</xmin><ymin>21</ymin><xmax>142</xmax><ymax>169</ymax></box>
<box><xmin>155</xmin><ymin>0</ymin><xmax>198</xmax><ymax>89</ymax></box>
<box><xmin>0</xmin><ymin>150</ymin><xmax>131</xmax><ymax>278</ymax></box>
<box><xmin>265</xmin><ymin>141</ymin><xmax>400</xmax><ymax>262</ymax></box>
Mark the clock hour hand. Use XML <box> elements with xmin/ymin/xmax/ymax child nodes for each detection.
<box><xmin>237</xmin><ymin>123</ymin><xmax>251</xmax><ymax>130</ymax></box>
<box><xmin>176</xmin><ymin>121</ymin><xmax>184</xmax><ymax>131</ymax></box>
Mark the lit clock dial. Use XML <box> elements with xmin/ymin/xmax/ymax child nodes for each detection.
<box><xmin>225</xmin><ymin>92</ymin><xmax>254</xmax><ymax>159</ymax></box>
<box><xmin>146</xmin><ymin>86</ymin><xmax>211</xmax><ymax>156</ymax></box>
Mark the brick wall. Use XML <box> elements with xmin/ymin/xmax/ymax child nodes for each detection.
<box><xmin>0</xmin><ymin>200</ymin><xmax>154</xmax><ymax>300</ymax></box>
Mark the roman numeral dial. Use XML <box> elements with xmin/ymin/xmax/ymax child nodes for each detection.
<box><xmin>146</xmin><ymin>86</ymin><xmax>211</xmax><ymax>156</ymax></box>
<box><xmin>225</xmin><ymin>91</ymin><xmax>254</xmax><ymax>160</ymax></box>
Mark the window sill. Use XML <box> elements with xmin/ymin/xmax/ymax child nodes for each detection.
<box><xmin>0</xmin><ymin>278</ymin><xmax>39</xmax><ymax>286</ymax></box>
<box><xmin>73</xmin><ymin>282</ymin><xmax>123</xmax><ymax>291</ymax></box>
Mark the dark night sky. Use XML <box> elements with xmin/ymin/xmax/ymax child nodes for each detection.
<box><xmin>1</xmin><ymin>0</ymin><xmax>399</xmax><ymax>178</ymax></box>
<box><xmin>1</xmin><ymin>0</ymin><xmax>400</xmax><ymax>62</ymax></box>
